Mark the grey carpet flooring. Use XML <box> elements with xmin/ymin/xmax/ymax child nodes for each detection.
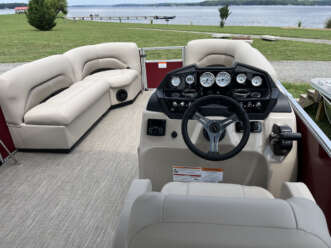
<box><xmin>0</xmin><ymin>91</ymin><xmax>152</xmax><ymax>248</ymax></box>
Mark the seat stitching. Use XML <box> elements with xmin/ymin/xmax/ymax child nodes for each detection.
<box><xmin>161</xmin><ymin>195</ymin><xmax>166</xmax><ymax>223</ymax></box>
<box><xmin>287</xmin><ymin>200</ymin><xmax>331</xmax><ymax>248</ymax></box>
<box><xmin>161</xmin><ymin>220</ymin><xmax>295</xmax><ymax>230</ymax></box>
<box><xmin>285</xmin><ymin>200</ymin><xmax>298</xmax><ymax>229</ymax></box>
<box><xmin>129</xmin><ymin>223</ymin><xmax>330</xmax><ymax>248</ymax></box>
<box><xmin>186</xmin><ymin>183</ymin><xmax>190</xmax><ymax>195</ymax></box>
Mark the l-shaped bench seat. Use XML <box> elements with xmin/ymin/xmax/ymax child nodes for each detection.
<box><xmin>0</xmin><ymin>42</ymin><xmax>143</xmax><ymax>150</ymax></box>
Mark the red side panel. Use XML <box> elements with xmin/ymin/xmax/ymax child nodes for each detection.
<box><xmin>297</xmin><ymin>116</ymin><xmax>331</xmax><ymax>231</ymax></box>
<box><xmin>0</xmin><ymin>107</ymin><xmax>15</xmax><ymax>161</ymax></box>
<box><xmin>146</xmin><ymin>61</ymin><xmax>182</xmax><ymax>88</ymax></box>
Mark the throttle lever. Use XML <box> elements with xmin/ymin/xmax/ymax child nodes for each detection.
<box><xmin>278</xmin><ymin>132</ymin><xmax>302</xmax><ymax>141</ymax></box>
<box><xmin>270</xmin><ymin>124</ymin><xmax>301</xmax><ymax>156</ymax></box>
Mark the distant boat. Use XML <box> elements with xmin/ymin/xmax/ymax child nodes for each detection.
<box><xmin>14</xmin><ymin>6</ymin><xmax>28</xmax><ymax>14</ymax></box>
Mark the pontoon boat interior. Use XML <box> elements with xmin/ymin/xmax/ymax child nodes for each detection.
<box><xmin>0</xmin><ymin>39</ymin><xmax>330</xmax><ymax>248</ymax></box>
<box><xmin>116</xmin><ymin>40</ymin><xmax>331</xmax><ymax>248</ymax></box>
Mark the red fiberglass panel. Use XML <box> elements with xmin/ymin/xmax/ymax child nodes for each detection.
<box><xmin>297</xmin><ymin>116</ymin><xmax>331</xmax><ymax>231</ymax></box>
<box><xmin>0</xmin><ymin>107</ymin><xmax>15</xmax><ymax>161</ymax></box>
<box><xmin>146</xmin><ymin>61</ymin><xmax>183</xmax><ymax>88</ymax></box>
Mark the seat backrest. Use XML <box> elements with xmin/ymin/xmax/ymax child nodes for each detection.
<box><xmin>0</xmin><ymin>55</ymin><xmax>75</xmax><ymax>125</ymax></box>
<box><xmin>64</xmin><ymin>42</ymin><xmax>141</xmax><ymax>81</ymax></box>
<box><xmin>126</xmin><ymin>193</ymin><xmax>331</xmax><ymax>248</ymax></box>
<box><xmin>184</xmin><ymin>39</ymin><xmax>277</xmax><ymax>81</ymax></box>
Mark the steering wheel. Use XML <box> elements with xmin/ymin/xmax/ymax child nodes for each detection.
<box><xmin>181</xmin><ymin>95</ymin><xmax>250</xmax><ymax>161</ymax></box>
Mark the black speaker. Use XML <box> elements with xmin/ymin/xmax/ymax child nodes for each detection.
<box><xmin>116</xmin><ymin>89</ymin><xmax>128</xmax><ymax>102</ymax></box>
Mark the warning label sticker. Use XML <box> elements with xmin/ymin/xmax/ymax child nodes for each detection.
<box><xmin>158</xmin><ymin>62</ymin><xmax>167</xmax><ymax>69</ymax></box>
<box><xmin>172</xmin><ymin>166</ymin><xmax>223</xmax><ymax>183</ymax></box>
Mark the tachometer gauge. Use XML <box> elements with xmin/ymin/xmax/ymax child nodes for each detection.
<box><xmin>252</xmin><ymin>76</ymin><xmax>263</xmax><ymax>87</ymax></box>
<box><xmin>216</xmin><ymin>72</ymin><xmax>232</xmax><ymax>87</ymax></box>
<box><xmin>236</xmin><ymin>73</ymin><xmax>247</xmax><ymax>84</ymax></box>
<box><xmin>200</xmin><ymin>72</ymin><xmax>215</xmax><ymax>88</ymax></box>
<box><xmin>170</xmin><ymin>76</ymin><xmax>181</xmax><ymax>87</ymax></box>
<box><xmin>185</xmin><ymin>75</ymin><xmax>195</xmax><ymax>85</ymax></box>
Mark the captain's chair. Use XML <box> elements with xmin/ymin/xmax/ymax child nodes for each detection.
<box><xmin>113</xmin><ymin>180</ymin><xmax>331</xmax><ymax>248</ymax></box>
<box><xmin>184</xmin><ymin>39</ymin><xmax>278</xmax><ymax>82</ymax></box>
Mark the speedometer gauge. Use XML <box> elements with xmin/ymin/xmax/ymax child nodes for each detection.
<box><xmin>216</xmin><ymin>72</ymin><xmax>232</xmax><ymax>87</ymax></box>
<box><xmin>200</xmin><ymin>72</ymin><xmax>215</xmax><ymax>88</ymax></box>
<box><xmin>252</xmin><ymin>76</ymin><xmax>263</xmax><ymax>87</ymax></box>
<box><xmin>170</xmin><ymin>76</ymin><xmax>181</xmax><ymax>87</ymax></box>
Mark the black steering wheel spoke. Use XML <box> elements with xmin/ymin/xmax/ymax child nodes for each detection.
<box><xmin>193</xmin><ymin>112</ymin><xmax>210</xmax><ymax>128</ymax></box>
<box><xmin>220</xmin><ymin>113</ymin><xmax>238</xmax><ymax>128</ymax></box>
<box><xmin>182</xmin><ymin>95</ymin><xmax>250</xmax><ymax>161</ymax></box>
<box><xmin>209</xmin><ymin>133</ymin><xmax>221</xmax><ymax>153</ymax></box>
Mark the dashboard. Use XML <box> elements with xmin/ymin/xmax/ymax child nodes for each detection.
<box><xmin>147</xmin><ymin>63</ymin><xmax>284</xmax><ymax>120</ymax></box>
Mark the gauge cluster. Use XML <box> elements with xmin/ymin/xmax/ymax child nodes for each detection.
<box><xmin>148</xmin><ymin>63</ymin><xmax>280</xmax><ymax>120</ymax></box>
<box><xmin>169</xmin><ymin>70</ymin><xmax>266</xmax><ymax>90</ymax></box>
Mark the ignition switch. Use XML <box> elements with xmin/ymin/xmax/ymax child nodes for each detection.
<box><xmin>269</xmin><ymin>124</ymin><xmax>302</xmax><ymax>156</ymax></box>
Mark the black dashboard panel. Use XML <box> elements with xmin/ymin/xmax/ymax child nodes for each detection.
<box><xmin>147</xmin><ymin>63</ymin><xmax>289</xmax><ymax>120</ymax></box>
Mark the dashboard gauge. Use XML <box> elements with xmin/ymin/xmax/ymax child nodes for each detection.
<box><xmin>236</xmin><ymin>73</ymin><xmax>247</xmax><ymax>84</ymax></box>
<box><xmin>185</xmin><ymin>74</ymin><xmax>195</xmax><ymax>85</ymax></box>
<box><xmin>216</xmin><ymin>72</ymin><xmax>232</xmax><ymax>87</ymax></box>
<box><xmin>200</xmin><ymin>72</ymin><xmax>215</xmax><ymax>88</ymax></box>
<box><xmin>170</xmin><ymin>76</ymin><xmax>181</xmax><ymax>87</ymax></box>
<box><xmin>252</xmin><ymin>76</ymin><xmax>263</xmax><ymax>87</ymax></box>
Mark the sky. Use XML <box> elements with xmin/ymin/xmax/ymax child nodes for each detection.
<box><xmin>0</xmin><ymin>0</ymin><xmax>202</xmax><ymax>5</ymax></box>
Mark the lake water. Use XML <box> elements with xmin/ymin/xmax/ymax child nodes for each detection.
<box><xmin>2</xmin><ymin>5</ymin><xmax>331</xmax><ymax>28</ymax></box>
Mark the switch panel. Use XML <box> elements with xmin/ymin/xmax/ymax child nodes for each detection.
<box><xmin>235</xmin><ymin>121</ymin><xmax>262</xmax><ymax>133</ymax></box>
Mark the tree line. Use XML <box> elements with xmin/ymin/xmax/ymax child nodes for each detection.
<box><xmin>199</xmin><ymin>0</ymin><xmax>331</xmax><ymax>6</ymax></box>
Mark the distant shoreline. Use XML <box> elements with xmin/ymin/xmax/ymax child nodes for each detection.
<box><xmin>71</xmin><ymin>4</ymin><xmax>331</xmax><ymax>7</ymax></box>
<box><xmin>71</xmin><ymin>0</ymin><xmax>331</xmax><ymax>8</ymax></box>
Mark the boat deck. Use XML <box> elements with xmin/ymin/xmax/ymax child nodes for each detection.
<box><xmin>0</xmin><ymin>91</ymin><xmax>152</xmax><ymax>248</ymax></box>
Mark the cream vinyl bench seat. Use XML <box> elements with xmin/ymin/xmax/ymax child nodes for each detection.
<box><xmin>0</xmin><ymin>42</ymin><xmax>142</xmax><ymax>150</ymax></box>
<box><xmin>24</xmin><ymin>78</ymin><xmax>110</xmax><ymax>125</ymax></box>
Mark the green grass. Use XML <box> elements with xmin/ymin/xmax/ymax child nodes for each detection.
<box><xmin>0</xmin><ymin>15</ymin><xmax>210</xmax><ymax>62</ymax></box>
<box><xmin>282</xmin><ymin>82</ymin><xmax>312</xmax><ymax>98</ymax></box>
<box><xmin>128</xmin><ymin>23</ymin><xmax>331</xmax><ymax>40</ymax></box>
<box><xmin>282</xmin><ymin>82</ymin><xmax>331</xmax><ymax>138</ymax></box>
<box><xmin>1</xmin><ymin>14</ymin><xmax>331</xmax><ymax>62</ymax></box>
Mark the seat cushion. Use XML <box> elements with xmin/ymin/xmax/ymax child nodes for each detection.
<box><xmin>85</xmin><ymin>69</ymin><xmax>138</xmax><ymax>89</ymax></box>
<box><xmin>161</xmin><ymin>182</ymin><xmax>274</xmax><ymax>199</ymax></box>
<box><xmin>127</xmin><ymin>193</ymin><xmax>331</xmax><ymax>248</ymax></box>
<box><xmin>24</xmin><ymin>79</ymin><xmax>110</xmax><ymax>125</ymax></box>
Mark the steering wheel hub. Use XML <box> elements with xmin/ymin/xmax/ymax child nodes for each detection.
<box><xmin>209</xmin><ymin>122</ymin><xmax>222</xmax><ymax>133</ymax></box>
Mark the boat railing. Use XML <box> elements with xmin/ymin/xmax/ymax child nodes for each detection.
<box><xmin>140</xmin><ymin>45</ymin><xmax>331</xmax><ymax>157</ymax></box>
<box><xmin>275</xmin><ymin>80</ymin><xmax>331</xmax><ymax>157</ymax></box>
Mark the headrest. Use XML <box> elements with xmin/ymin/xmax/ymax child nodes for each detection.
<box><xmin>184</xmin><ymin>39</ymin><xmax>278</xmax><ymax>82</ymax></box>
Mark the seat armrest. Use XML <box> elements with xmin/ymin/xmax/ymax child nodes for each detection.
<box><xmin>113</xmin><ymin>179</ymin><xmax>152</xmax><ymax>248</ymax></box>
<box><xmin>281</xmin><ymin>182</ymin><xmax>316</xmax><ymax>202</ymax></box>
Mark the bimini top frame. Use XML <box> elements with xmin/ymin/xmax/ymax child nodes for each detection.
<box><xmin>139</xmin><ymin>46</ymin><xmax>331</xmax><ymax>157</ymax></box>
